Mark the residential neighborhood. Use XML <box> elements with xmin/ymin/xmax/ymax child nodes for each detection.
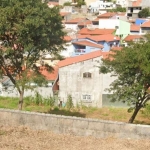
<box><xmin>1</xmin><ymin>0</ymin><xmax>150</xmax><ymax>108</ymax></box>
<box><xmin>1</xmin><ymin>0</ymin><xmax>150</xmax><ymax>148</ymax></box>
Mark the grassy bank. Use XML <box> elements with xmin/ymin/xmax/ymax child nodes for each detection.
<box><xmin>0</xmin><ymin>96</ymin><xmax>150</xmax><ymax>125</ymax></box>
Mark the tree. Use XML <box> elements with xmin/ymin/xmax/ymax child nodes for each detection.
<box><xmin>99</xmin><ymin>38</ymin><xmax>150</xmax><ymax>123</ymax></box>
<box><xmin>76</xmin><ymin>0</ymin><xmax>86</xmax><ymax>8</ymax></box>
<box><xmin>138</xmin><ymin>8</ymin><xmax>150</xmax><ymax>18</ymax></box>
<box><xmin>0</xmin><ymin>0</ymin><xmax>66</xmax><ymax>110</ymax></box>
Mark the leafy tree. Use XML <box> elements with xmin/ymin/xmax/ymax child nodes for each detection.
<box><xmin>99</xmin><ymin>38</ymin><xmax>150</xmax><ymax>123</ymax></box>
<box><xmin>0</xmin><ymin>0</ymin><xmax>66</xmax><ymax>110</ymax></box>
<box><xmin>76</xmin><ymin>0</ymin><xmax>86</xmax><ymax>8</ymax></box>
<box><xmin>138</xmin><ymin>8</ymin><xmax>150</xmax><ymax>18</ymax></box>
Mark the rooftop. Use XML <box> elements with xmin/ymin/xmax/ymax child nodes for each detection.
<box><xmin>57</xmin><ymin>51</ymin><xmax>109</xmax><ymax>68</ymax></box>
<box><xmin>72</xmin><ymin>40</ymin><xmax>103</xmax><ymax>49</ymax></box>
<box><xmin>78</xmin><ymin>28</ymin><xmax>115</xmax><ymax>35</ymax></box>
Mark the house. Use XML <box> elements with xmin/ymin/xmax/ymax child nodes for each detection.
<box><xmin>135</xmin><ymin>18</ymin><xmax>148</xmax><ymax>25</ymax></box>
<box><xmin>72</xmin><ymin>39</ymin><xmax>103</xmax><ymax>56</ymax></box>
<box><xmin>116</xmin><ymin>0</ymin><xmax>128</xmax><ymax>7</ymax></box>
<box><xmin>140</xmin><ymin>20</ymin><xmax>150</xmax><ymax>34</ymax></box>
<box><xmin>71</xmin><ymin>34</ymin><xmax>120</xmax><ymax>55</ymax></box>
<box><xmin>88</xmin><ymin>1</ymin><xmax>115</xmax><ymax>13</ymax></box>
<box><xmin>60</xmin><ymin>12</ymin><xmax>71</xmax><ymax>22</ymax></box>
<box><xmin>130</xmin><ymin>24</ymin><xmax>140</xmax><ymax>34</ymax></box>
<box><xmin>64</xmin><ymin>18</ymin><xmax>88</xmax><ymax>31</ymax></box>
<box><xmin>52</xmin><ymin>50</ymin><xmax>116</xmax><ymax>107</ymax></box>
<box><xmin>60</xmin><ymin>35</ymin><xmax>74</xmax><ymax>57</ymax></box>
<box><xmin>123</xmin><ymin>35</ymin><xmax>144</xmax><ymax>42</ymax></box>
<box><xmin>99</xmin><ymin>19</ymin><xmax>130</xmax><ymax>39</ymax></box>
<box><xmin>127</xmin><ymin>0</ymin><xmax>150</xmax><ymax>19</ymax></box>
<box><xmin>0</xmin><ymin>67</ymin><xmax>58</xmax><ymax>98</ymax></box>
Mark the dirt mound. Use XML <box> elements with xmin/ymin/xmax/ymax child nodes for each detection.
<box><xmin>0</xmin><ymin>125</ymin><xmax>150</xmax><ymax>150</ymax></box>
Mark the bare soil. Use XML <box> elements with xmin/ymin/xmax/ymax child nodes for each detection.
<box><xmin>0</xmin><ymin>125</ymin><xmax>150</xmax><ymax>150</ymax></box>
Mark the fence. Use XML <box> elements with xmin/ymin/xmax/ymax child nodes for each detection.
<box><xmin>0</xmin><ymin>109</ymin><xmax>150</xmax><ymax>139</ymax></box>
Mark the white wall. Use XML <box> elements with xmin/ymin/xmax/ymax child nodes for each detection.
<box><xmin>65</xmin><ymin>24</ymin><xmax>78</xmax><ymax>32</ymax></box>
<box><xmin>60</xmin><ymin>42</ymin><xmax>74</xmax><ymax>57</ymax></box>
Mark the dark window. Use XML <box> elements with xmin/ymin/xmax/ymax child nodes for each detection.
<box><xmin>83</xmin><ymin>72</ymin><xmax>92</xmax><ymax>78</ymax></box>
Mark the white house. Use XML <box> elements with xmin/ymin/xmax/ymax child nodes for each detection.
<box><xmin>88</xmin><ymin>0</ymin><xmax>116</xmax><ymax>13</ymax></box>
<box><xmin>52</xmin><ymin>50</ymin><xmax>117</xmax><ymax>107</ymax></box>
<box><xmin>116</xmin><ymin>0</ymin><xmax>128</xmax><ymax>7</ymax></box>
<box><xmin>99</xmin><ymin>19</ymin><xmax>130</xmax><ymax>39</ymax></box>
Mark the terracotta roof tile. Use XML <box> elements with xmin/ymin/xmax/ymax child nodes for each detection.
<box><xmin>60</xmin><ymin>12</ymin><xmax>70</xmax><ymax>17</ymax></box>
<box><xmin>87</xmin><ymin>34</ymin><xmax>120</xmax><ymax>42</ymax></box>
<box><xmin>141</xmin><ymin>20</ymin><xmax>150</xmax><ymax>27</ymax></box>
<box><xmin>130</xmin><ymin>24</ymin><xmax>140</xmax><ymax>31</ymax></box>
<box><xmin>132</xmin><ymin>0</ymin><xmax>142</xmax><ymax>7</ymax></box>
<box><xmin>40</xmin><ymin>66</ymin><xmax>58</xmax><ymax>80</ymax></box>
<box><xmin>78</xmin><ymin>28</ymin><xmax>115</xmax><ymax>35</ymax></box>
<box><xmin>65</xmin><ymin>18</ymin><xmax>86</xmax><ymax>24</ymax></box>
<box><xmin>64</xmin><ymin>36</ymin><xmax>72</xmax><ymax>42</ymax></box>
<box><xmin>97</xmin><ymin>12</ymin><xmax>116</xmax><ymax>18</ymax></box>
<box><xmin>78</xmin><ymin>20</ymin><xmax>92</xmax><ymax>26</ymax></box>
<box><xmin>72</xmin><ymin>40</ymin><xmax>103</xmax><ymax>48</ymax></box>
<box><xmin>47</xmin><ymin>2</ymin><xmax>59</xmax><ymax>7</ymax></box>
<box><xmin>124</xmin><ymin>35</ymin><xmax>143</xmax><ymax>42</ymax></box>
<box><xmin>57</xmin><ymin>51</ymin><xmax>109</xmax><ymax>68</ymax></box>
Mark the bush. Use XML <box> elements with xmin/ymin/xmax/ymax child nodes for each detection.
<box><xmin>66</xmin><ymin>95</ymin><xmax>74</xmax><ymax>110</ymax></box>
<box><xmin>63</xmin><ymin>2</ymin><xmax>72</xmax><ymax>6</ymax></box>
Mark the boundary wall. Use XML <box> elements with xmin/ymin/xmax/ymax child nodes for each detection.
<box><xmin>0</xmin><ymin>109</ymin><xmax>150</xmax><ymax>139</ymax></box>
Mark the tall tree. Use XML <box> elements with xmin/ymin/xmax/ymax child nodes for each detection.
<box><xmin>0</xmin><ymin>0</ymin><xmax>66</xmax><ymax>110</ymax></box>
<box><xmin>99</xmin><ymin>38</ymin><xmax>150</xmax><ymax>123</ymax></box>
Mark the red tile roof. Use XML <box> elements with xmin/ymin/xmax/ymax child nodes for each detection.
<box><xmin>65</xmin><ymin>18</ymin><xmax>86</xmax><ymax>24</ymax></box>
<box><xmin>87</xmin><ymin>34</ymin><xmax>120</xmax><ymax>42</ymax></box>
<box><xmin>141</xmin><ymin>21</ymin><xmax>150</xmax><ymax>27</ymax></box>
<box><xmin>60</xmin><ymin>12</ymin><xmax>70</xmax><ymax>17</ymax></box>
<box><xmin>57</xmin><ymin>51</ymin><xmax>109</xmax><ymax>68</ymax></box>
<box><xmin>47</xmin><ymin>2</ymin><xmax>59</xmax><ymax>6</ymax></box>
<box><xmin>78</xmin><ymin>20</ymin><xmax>92</xmax><ymax>26</ymax></box>
<box><xmin>130</xmin><ymin>24</ymin><xmax>140</xmax><ymax>31</ymax></box>
<box><xmin>111</xmin><ymin>46</ymin><xmax>123</xmax><ymax>51</ymax></box>
<box><xmin>72</xmin><ymin>40</ymin><xmax>103</xmax><ymax>48</ymax></box>
<box><xmin>124</xmin><ymin>35</ymin><xmax>143</xmax><ymax>42</ymax></box>
<box><xmin>97</xmin><ymin>12</ymin><xmax>116</xmax><ymax>18</ymax></box>
<box><xmin>132</xmin><ymin>0</ymin><xmax>142</xmax><ymax>7</ymax></box>
<box><xmin>40</xmin><ymin>66</ymin><xmax>58</xmax><ymax>80</ymax></box>
<box><xmin>64</xmin><ymin>36</ymin><xmax>72</xmax><ymax>42</ymax></box>
<box><xmin>78</xmin><ymin>28</ymin><xmax>115</xmax><ymax>35</ymax></box>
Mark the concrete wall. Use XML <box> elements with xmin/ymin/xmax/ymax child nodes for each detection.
<box><xmin>0</xmin><ymin>86</ymin><xmax>53</xmax><ymax>98</ymax></box>
<box><xmin>0</xmin><ymin>109</ymin><xmax>150</xmax><ymax>139</ymax></box>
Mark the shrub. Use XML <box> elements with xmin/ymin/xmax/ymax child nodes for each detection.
<box><xmin>66</xmin><ymin>95</ymin><xmax>74</xmax><ymax>110</ymax></box>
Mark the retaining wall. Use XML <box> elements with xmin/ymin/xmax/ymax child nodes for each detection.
<box><xmin>0</xmin><ymin>109</ymin><xmax>150</xmax><ymax>139</ymax></box>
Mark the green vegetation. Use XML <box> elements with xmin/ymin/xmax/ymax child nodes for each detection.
<box><xmin>108</xmin><ymin>7</ymin><xmax>126</xmax><ymax>12</ymax></box>
<box><xmin>0</xmin><ymin>0</ymin><xmax>65</xmax><ymax>110</ymax></box>
<box><xmin>99</xmin><ymin>35</ymin><xmax>150</xmax><ymax>123</ymax></box>
<box><xmin>138</xmin><ymin>8</ymin><xmax>150</xmax><ymax>18</ymax></box>
<box><xmin>0</xmin><ymin>96</ymin><xmax>150</xmax><ymax>124</ymax></box>
<box><xmin>63</xmin><ymin>2</ymin><xmax>72</xmax><ymax>6</ymax></box>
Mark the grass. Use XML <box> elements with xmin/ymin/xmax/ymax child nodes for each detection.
<box><xmin>0</xmin><ymin>96</ymin><xmax>150</xmax><ymax>125</ymax></box>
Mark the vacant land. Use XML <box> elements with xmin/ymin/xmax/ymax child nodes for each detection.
<box><xmin>0</xmin><ymin>125</ymin><xmax>150</xmax><ymax>150</ymax></box>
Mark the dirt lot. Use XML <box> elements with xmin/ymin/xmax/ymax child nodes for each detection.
<box><xmin>0</xmin><ymin>125</ymin><xmax>150</xmax><ymax>150</ymax></box>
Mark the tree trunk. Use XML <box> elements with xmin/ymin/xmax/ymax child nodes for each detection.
<box><xmin>18</xmin><ymin>91</ymin><xmax>24</xmax><ymax>110</ymax></box>
<box><xmin>128</xmin><ymin>106</ymin><xmax>141</xmax><ymax>123</ymax></box>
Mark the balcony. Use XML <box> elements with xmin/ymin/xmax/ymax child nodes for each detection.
<box><xmin>133</xmin><ymin>9</ymin><xmax>140</xmax><ymax>13</ymax></box>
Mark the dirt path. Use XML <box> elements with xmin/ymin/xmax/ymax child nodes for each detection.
<box><xmin>0</xmin><ymin>125</ymin><xmax>150</xmax><ymax>150</ymax></box>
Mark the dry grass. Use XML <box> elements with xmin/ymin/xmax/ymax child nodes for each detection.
<box><xmin>0</xmin><ymin>125</ymin><xmax>150</xmax><ymax>150</ymax></box>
